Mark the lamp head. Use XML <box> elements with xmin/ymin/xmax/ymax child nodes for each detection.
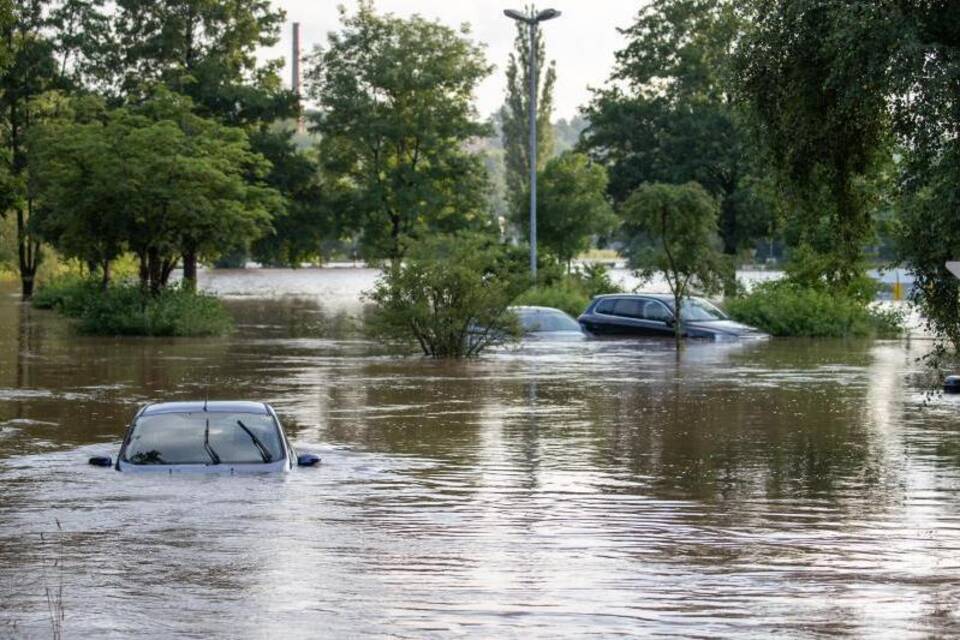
<box><xmin>535</xmin><ymin>8</ymin><xmax>561</xmax><ymax>21</ymax></box>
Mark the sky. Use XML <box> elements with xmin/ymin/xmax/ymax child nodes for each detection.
<box><xmin>263</xmin><ymin>1</ymin><xmax>644</xmax><ymax>121</ymax></box>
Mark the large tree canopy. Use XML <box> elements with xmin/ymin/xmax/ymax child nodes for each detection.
<box><xmin>304</xmin><ymin>1</ymin><xmax>493</xmax><ymax>260</ymax></box>
<box><xmin>30</xmin><ymin>89</ymin><xmax>279</xmax><ymax>292</ymax></box>
<box><xmin>580</xmin><ymin>0</ymin><xmax>776</xmax><ymax>256</ymax></box>
<box><xmin>111</xmin><ymin>0</ymin><xmax>294</xmax><ymax>126</ymax></box>
<box><xmin>518</xmin><ymin>152</ymin><xmax>616</xmax><ymax>266</ymax></box>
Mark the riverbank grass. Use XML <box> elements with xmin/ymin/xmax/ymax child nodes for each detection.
<box><xmin>33</xmin><ymin>277</ymin><xmax>233</xmax><ymax>337</ymax></box>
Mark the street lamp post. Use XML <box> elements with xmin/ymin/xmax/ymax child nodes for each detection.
<box><xmin>504</xmin><ymin>7</ymin><xmax>561</xmax><ymax>279</ymax></box>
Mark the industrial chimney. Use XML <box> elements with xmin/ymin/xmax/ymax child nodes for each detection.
<box><xmin>292</xmin><ymin>22</ymin><xmax>303</xmax><ymax>132</ymax></box>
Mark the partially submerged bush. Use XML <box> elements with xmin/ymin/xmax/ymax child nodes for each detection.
<box><xmin>725</xmin><ymin>280</ymin><xmax>903</xmax><ymax>338</ymax></box>
<box><xmin>365</xmin><ymin>234</ymin><xmax>528</xmax><ymax>358</ymax></box>
<box><xmin>33</xmin><ymin>277</ymin><xmax>233</xmax><ymax>337</ymax></box>
<box><xmin>31</xmin><ymin>275</ymin><xmax>99</xmax><ymax>316</ymax></box>
<box><xmin>515</xmin><ymin>263</ymin><xmax>623</xmax><ymax>317</ymax></box>
<box><xmin>514</xmin><ymin>282</ymin><xmax>590</xmax><ymax>318</ymax></box>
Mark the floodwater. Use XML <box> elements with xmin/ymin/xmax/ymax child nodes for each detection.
<box><xmin>1</xmin><ymin>269</ymin><xmax>960</xmax><ymax>638</ymax></box>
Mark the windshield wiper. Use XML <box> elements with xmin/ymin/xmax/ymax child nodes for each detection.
<box><xmin>236</xmin><ymin>420</ymin><xmax>273</xmax><ymax>463</ymax></box>
<box><xmin>204</xmin><ymin>418</ymin><xmax>221</xmax><ymax>465</ymax></box>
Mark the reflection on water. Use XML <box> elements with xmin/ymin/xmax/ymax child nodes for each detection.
<box><xmin>1</xmin><ymin>274</ymin><xmax>960</xmax><ymax>638</ymax></box>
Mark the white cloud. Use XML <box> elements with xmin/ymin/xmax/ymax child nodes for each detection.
<box><xmin>264</xmin><ymin>0</ymin><xmax>644</xmax><ymax>120</ymax></box>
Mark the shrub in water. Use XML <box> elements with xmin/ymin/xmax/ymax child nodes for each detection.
<box><xmin>515</xmin><ymin>263</ymin><xmax>622</xmax><ymax>318</ymax></box>
<box><xmin>725</xmin><ymin>280</ymin><xmax>903</xmax><ymax>338</ymax></box>
<box><xmin>33</xmin><ymin>277</ymin><xmax>232</xmax><ymax>337</ymax></box>
<box><xmin>365</xmin><ymin>233</ymin><xmax>528</xmax><ymax>358</ymax></box>
<box><xmin>30</xmin><ymin>275</ymin><xmax>99</xmax><ymax>317</ymax></box>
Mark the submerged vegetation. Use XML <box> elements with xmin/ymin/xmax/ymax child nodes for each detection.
<box><xmin>726</xmin><ymin>281</ymin><xmax>903</xmax><ymax>338</ymax></box>
<box><xmin>365</xmin><ymin>234</ymin><xmax>528</xmax><ymax>358</ymax></box>
<box><xmin>514</xmin><ymin>263</ymin><xmax>621</xmax><ymax>318</ymax></box>
<box><xmin>33</xmin><ymin>277</ymin><xmax>232</xmax><ymax>337</ymax></box>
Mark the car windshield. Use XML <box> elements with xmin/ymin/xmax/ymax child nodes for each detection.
<box><xmin>672</xmin><ymin>298</ymin><xmax>728</xmax><ymax>321</ymax></box>
<box><xmin>517</xmin><ymin>309</ymin><xmax>581</xmax><ymax>332</ymax></box>
<box><xmin>124</xmin><ymin>412</ymin><xmax>284</xmax><ymax>465</ymax></box>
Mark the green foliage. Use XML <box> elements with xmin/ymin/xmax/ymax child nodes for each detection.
<box><xmin>111</xmin><ymin>0</ymin><xmax>294</xmax><ymax>126</ymax></box>
<box><xmin>305</xmin><ymin>2</ymin><xmax>493</xmax><ymax>260</ymax></box>
<box><xmin>735</xmin><ymin>0</ymin><xmax>892</xmax><ymax>283</ymax></box>
<box><xmin>515</xmin><ymin>263</ymin><xmax>624</xmax><ymax>319</ymax></box>
<box><xmin>580</xmin><ymin>0</ymin><xmax>778</xmax><ymax>256</ymax></box>
<box><xmin>33</xmin><ymin>276</ymin><xmax>233</xmax><ymax>337</ymax></box>
<box><xmin>248</xmin><ymin>128</ymin><xmax>331</xmax><ymax>267</ymax></box>
<box><xmin>29</xmin><ymin>88</ymin><xmax>280</xmax><ymax>292</ymax></box>
<box><xmin>622</xmin><ymin>181</ymin><xmax>729</xmax><ymax>346</ymax></box>
<box><xmin>725</xmin><ymin>281</ymin><xmax>903</xmax><ymax>338</ymax></box>
<box><xmin>782</xmin><ymin>244</ymin><xmax>877</xmax><ymax>303</ymax></box>
<box><xmin>514</xmin><ymin>283</ymin><xmax>589</xmax><ymax>319</ymax></box>
<box><xmin>364</xmin><ymin>233</ymin><xmax>528</xmax><ymax>358</ymax></box>
<box><xmin>896</xmin><ymin>151</ymin><xmax>960</xmax><ymax>353</ymax></box>
<box><xmin>31</xmin><ymin>273</ymin><xmax>97</xmax><ymax>315</ymax></box>
<box><xmin>517</xmin><ymin>152</ymin><xmax>617</xmax><ymax>265</ymax></box>
<box><xmin>501</xmin><ymin>4</ymin><xmax>556</xmax><ymax>215</ymax></box>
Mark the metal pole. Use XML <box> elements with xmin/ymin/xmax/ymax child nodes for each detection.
<box><xmin>529</xmin><ymin>19</ymin><xmax>538</xmax><ymax>279</ymax></box>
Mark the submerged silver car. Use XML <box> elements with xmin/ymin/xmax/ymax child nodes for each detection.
<box><xmin>510</xmin><ymin>305</ymin><xmax>586</xmax><ymax>341</ymax></box>
<box><xmin>88</xmin><ymin>401</ymin><xmax>320</xmax><ymax>473</ymax></box>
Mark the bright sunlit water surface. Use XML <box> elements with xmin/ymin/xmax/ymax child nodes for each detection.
<box><xmin>1</xmin><ymin>269</ymin><xmax>959</xmax><ymax>638</ymax></box>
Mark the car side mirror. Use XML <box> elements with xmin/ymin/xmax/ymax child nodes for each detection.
<box><xmin>664</xmin><ymin>317</ymin><xmax>675</xmax><ymax>327</ymax></box>
<box><xmin>297</xmin><ymin>453</ymin><xmax>321</xmax><ymax>467</ymax></box>
<box><xmin>88</xmin><ymin>456</ymin><xmax>112</xmax><ymax>467</ymax></box>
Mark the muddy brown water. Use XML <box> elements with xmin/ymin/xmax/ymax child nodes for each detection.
<box><xmin>1</xmin><ymin>270</ymin><xmax>960</xmax><ymax>638</ymax></box>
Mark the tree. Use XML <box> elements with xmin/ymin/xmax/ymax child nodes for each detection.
<box><xmin>29</xmin><ymin>97</ymin><xmax>126</xmax><ymax>288</ymax></box>
<box><xmin>304</xmin><ymin>2</ymin><xmax>493</xmax><ymax>260</ymax></box>
<box><xmin>580</xmin><ymin>0</ymin><xmax>777</xmax><ymax>257</ymax></box>
<box><xmin>500</xmin><ymin>3</ymin><xmax>556</xmax><ymax>216</ymax></box>
<box><xmin>622</xmin><ymin>182</ymin><xmax>727</xmax><ymax>349</ymax></box>
<box><xmin>517</xmin><ymin>152</ymin><xmax>616</xmax><ymax>268</ymax></box>
<box><xmin>0</xmin><ymin>0</ymin><xmax>109</xmax><ymax>298</ymax></box>
<box><xmin>735</xmin><ymin>0</ymin><xmax>892</xmax><ymax>285</ymax></box>
<box><xmin>365</xmin><ymin>233</ymin><xmax>527</xmax><ymax>358</ymax></box>
<box><xmin>29</xmin><ymin>90</ymin><xmax>279</xmax><ymax>293</ymax></box>
<box><xmin>249</xmin><ymin>128</ymin><xmax>332</xmax><ymax>267</ymax></box>
<box><xmin>107</xmin><ymin>0</ymin><xmax>299</xmax><ymax>279</ymax></box>
<box><xmin>110</xmin><ymin>0</ymin><xmax>294</xmax><ymax>127</ymax></box>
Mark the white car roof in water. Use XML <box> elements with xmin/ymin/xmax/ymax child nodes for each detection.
<box><xmin>140</xmin><ymin>401</ymin><xmax>271</xmax><ymax>416</ymax></box>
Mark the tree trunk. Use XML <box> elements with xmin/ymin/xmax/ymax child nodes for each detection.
<box><xmin>147</xmin><ymin>246</ymin><xmax>162</xmax><ymax>296</ymax></box>
<box><xmin>15</xmin><ymin>206</ymin><xmax>40</xmax><ymax>301</ymax></box>
<box><xmin>160</xmin><ymin>257</ymin><xmax>177</xmax><ymax>288</ymax></box>
<box><xmin>20</xmin><ymin>270</ymin><xmax>34</xmax><ymax>300</ymax></box>
<box><xmin>137</xmin><ymin>251</ymin><xmax>149</xmax><ymax>292</ymax></box>
<box><xmin>100</xmin><ymin>259</ymin><xmax>111</xmax><ymax>291</ymax></box>
<box><xmin>673</xmin><ymin>291</ymin><xmax>683</xmax><ymax>351</ymax></box>
<box><xmin>182</xmin><ymin>249</ymin><xmax>197</xmax><ymax>292</ymax></box>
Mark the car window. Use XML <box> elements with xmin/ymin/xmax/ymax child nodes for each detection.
<box><xmin>677</xmin><ymin>298</ymin><xmax>727</xmax><ymax>321</ymax></box>
<box><xmin>642</xmin><ymin>301</ymin><xmax>673</xmax><ymax>322</ymax></box>
<box><xmin>519</xmin><ymin>310</ymin><xmax>581</xmax><ymax>332</ymax></box>
<box><xmin>595</xmin><ymin>299</ymin><xmax>615</xmax><ymax>314</ymax></box>
<box><xmin>612</xmin><ymin>298</ymin><xmax>645</xmax><ymax>318</ymax></box>
<box><xmin>124</xmin><ymin>412</ymin><xmax>284</xmax><ymax>465</ymax></box>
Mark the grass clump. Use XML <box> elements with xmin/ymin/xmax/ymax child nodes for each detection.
<box><xmin>33</xmin><ymin>277</ymin><xmax>233</xmax><ymax>337</ymax></box>
<box><xmin>725</xmin><ymin>280</ymin><xmax>903</xmax><ymax>338</ymax></box>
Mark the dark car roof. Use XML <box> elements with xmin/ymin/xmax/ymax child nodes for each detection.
<box><xmin>140</xmin><ymin>401</ymin><xmax>271</xmax><ymax>416</ymax></box>
<box><xmin>592</xmin><ymin>293</ymin><xmax>675</xmax><ymax>302</ymax></box>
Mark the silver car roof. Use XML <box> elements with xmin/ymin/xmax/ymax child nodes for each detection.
<box><xmin>140</xmin><ymin>401</ymin><xmax>270</xmax><ymax>416</ymax></box>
